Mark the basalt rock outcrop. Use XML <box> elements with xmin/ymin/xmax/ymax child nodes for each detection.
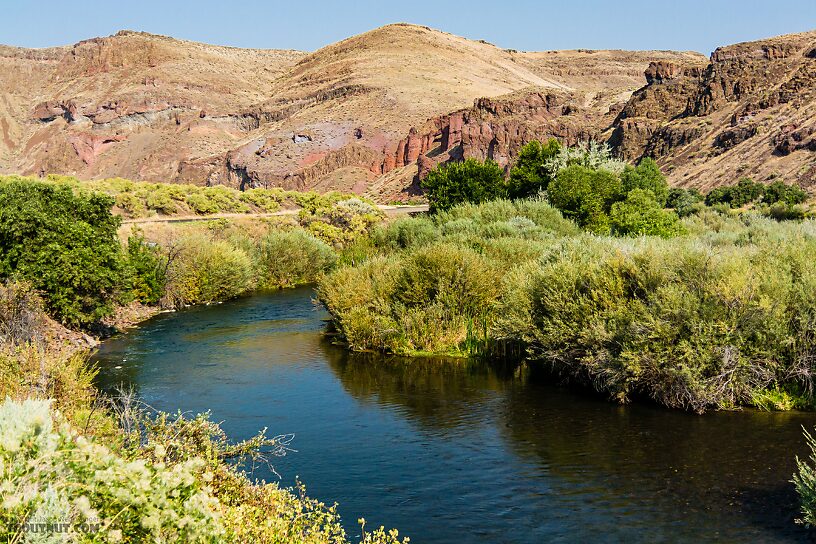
<box><xmin>0</xmin><ymin>24</ymin><xmax>700</xmax><ymax>201</ymax></box>
<box><xmin>609</xmin><ymin>30</ymin><xmax>816</xmax><ymax>191</ymax></box>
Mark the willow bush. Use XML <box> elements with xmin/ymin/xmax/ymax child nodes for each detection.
<box><xmin>319</xmin><ymin>197</ymin><xmax>816</xmax><ymax>411</ymax></box>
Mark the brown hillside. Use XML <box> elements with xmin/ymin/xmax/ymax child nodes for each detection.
<box><xmin>610</xmin><ymin>30</ymin><xmax>816</xmax><ymax>191</ymax></box>
<box><xmin>0</xmin><ymin>24</ymin><xmax>704</xmax><ymax>199</ymax></box>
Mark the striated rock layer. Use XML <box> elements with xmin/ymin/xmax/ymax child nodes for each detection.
<box><xmin>609</xmin><ymin>30</ymin><xmax>816</xmax><ymax>191</ymax></box>
<box><xmin>0</xmin><ymin>24</ymin><xmax>700</xmax><ymax>201</ymax></box>
<box><xmin>6</xmin><ymin>25</ymin><xmax>814</xmax><ymax>199</ymax></box>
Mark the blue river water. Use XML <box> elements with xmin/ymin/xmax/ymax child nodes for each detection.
<box><xmin>92</xmin><ymin>287</ymin><xmax>816</xmax><ymax>543</ymax></box>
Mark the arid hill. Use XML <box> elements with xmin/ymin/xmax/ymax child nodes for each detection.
<box><xmin>0</xmin><ymin>24</ymin><xmax>703</xmax><ymax>200</ymax></box>
<box><xmin>610</xmin><ymin>30</ymin><xmax>816</xmax><ymax>191</ymax></box>
<box><xmin>10</xmin><ymin>25</ymin><xmax>814</xmax><ymax>200</ymax></box>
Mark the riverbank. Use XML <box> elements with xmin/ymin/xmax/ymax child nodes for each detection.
<box><xmin>0</xmin><ymin>175</ymin><xmax>408</xmax><ymax>543</ymax></box>
<box><xmin>90</xmin><ymin>287</ymin><xmax>816</xmax><ymax>543</ymax></box>
<box><xmin>318</xmin><ymin>197</ymin><xmax>816</xmax><ymax>413</ymax></box>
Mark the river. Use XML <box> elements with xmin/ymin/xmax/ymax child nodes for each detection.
<box><xmin>92</xmin><ymin>287</ymin><xmax>816</xmax><ymax>543</ymax></box>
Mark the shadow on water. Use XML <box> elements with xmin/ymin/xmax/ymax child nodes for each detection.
<box><xmin>93</xmin><ymin>288</ymin><xmax>816</xmax><ymax>543</ymax></box>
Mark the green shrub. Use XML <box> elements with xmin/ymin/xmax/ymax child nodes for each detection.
<box><xmin>507</xmin><ymin>139</ymin><xmax>561</xmax><ymax>199</ymax></box>
<box><xmin>705</xmin><ymin>177</ymin><xmax>765</xmax><ymax>208</ymax></box>
<box><xmin>371</xmin><ymin>216</ymin><xmax>440</xmax><ymax>250</ymax></box>
<box><xmin>764</xmin><ymin>180</ymin><xmax>807</xmax><ymax>206</ymax></box>
<box><xmin>394</xmin><ymin>243</ymin><xmax>499</xmax><ymax>316</ymax></box>
<box><xmin>165</xmin><ymin>234</ymin><xmax>254</xmax><ymax>306</ymax></box>
<box><xmin>186</xmin><ymin>192</ymin><xmax>220</xmax><ymax>214</ymax></box>
<box><xmin>145</xmin><ymin>189</ymin><xmax>178</xmax><ymax>214</ymax></box>
<box><xmin>610</xmin><ymin>189</ymin><xmax>685</xmax><ymax>237</ymax></box>
<box><xmin>620</xmin><ymin>158</ymin><xmax>669</xmax><ymax>206</ymax></box>
<box><xmin>766</xmin><ymin>202</ymin><xmax>807</xmax><ymax>221</ymax></box>
<box><xmin>255</xmin><ymin>229</ymin><xmax>337</xmax><ymax>288</ymax></box>
<box><xmin>794</xmin><ymin>427</ymin><xmax>816</xmax><ymax>526</ymax></box>
<box><xmin>666</xmin><ymin>187</ymin><xmax>704</xmax><ymax>217</ymax></box>
<box><xmin>421</xmin><ymin>158</ymin><xmax>507</xmax><ymax>213</ymax></box>
<box><xmin>0</xmin><ymin>180</ymin><xmax>124</xmax><ymax>326</ymax></box>
<box><xmin>547</xmin><ymin>165</ymin><xmax>623</xmax><ymax>234</ymax></box>
<box><xmin>494</xmin><ymin>231</ymin><xmax>816</xmax><ymax>412</ymax></box>
<box><xmin>125</xmin><ymin>234</ymin><xmax>167</xmax><ymax>304</ymax></box>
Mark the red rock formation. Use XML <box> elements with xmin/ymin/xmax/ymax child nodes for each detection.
<box><xmin>68</xmin><ymin>132</ymin><xmax>126</xmax><ymax>165</ymax></box>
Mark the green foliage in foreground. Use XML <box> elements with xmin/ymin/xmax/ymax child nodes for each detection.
<box><xmin>507</xmin><ymin>139</ymin><xmax>561</xmax><ymax>199</ymax></box>
<box><xmin>0</xmin><ymin>396</ymin><xmax>409</xmax><ymax>543</ymax></box>
<box><xmin>610</xmin><ymin>189</ymin><xmax>685</xmax><ymax>238</ymax></box>
<box><xmin>421</xmin><ymin>158</ymin><xmax>507</xmax><ymax>213</ymax></box>
<box><xmin>0</xmin><ymin>179</ymin><xmax>124</xmax><ymax>327</ymax></box>
<box><xmin>319</xmin><ymin>198</ymin><xmax>816</xmax><ymax>412</ymax></box>
<box><xmin>794</xmin><ymin>428</ymin><xmax>816</xmax><ymax>526</ymax></box>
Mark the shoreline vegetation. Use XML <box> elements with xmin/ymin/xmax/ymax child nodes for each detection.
<box><xmin>4</xmin><ymin>136</ymin><xmax>816</xmax><ymax>536</ymax></box>
<box><xmin>0</xmin><ymin>175</ymin><xmax>407</xmax><ymax>542</ymax></box>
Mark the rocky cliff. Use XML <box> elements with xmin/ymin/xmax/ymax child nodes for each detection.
<box><xmin>0</xmin><ymin>24</ymin><xmax>700</xmax><ymax>201</ymax></box>
<box><xmin>609</xmin><ymin>31</ymin><xmax>816</xmax><ymax>191</ymax></box>
<box><xmin>5</xmin><ymin>25</ymin><xmax>810</xmax><ymax>200</ymax></box>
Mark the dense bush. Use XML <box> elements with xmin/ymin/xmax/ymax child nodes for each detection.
<box><xmin>705</xmin><ymin>177</ymin><xmax>764</xmax><ymax>207</ymax></box>
<box><xmin>620</xmin><ymin>158</ymin><xmax>669</xmax><ymax>206</ymax></box>
<box><xmin>794</xmin><ymin>428</ymin><xmax>816</xmax><ymax>526</ymax></box>
<box><xmin>547</xmin><ymin>165</ymin><xmax>623</xmax><ymax>233</ymax></box>
<box><xmin>495</xmin><ymin>227</ymin><xmax>816</xmax><ymax>412</ymax></box>
<box><xmin>255</xmin><ymin>229</ymin><xmax>337</xmax><ymax>288</ymax></box>
<box><xmin>125</xmin><ymin>234</ymin><xmax>167</xmax><ymax>305</ymax></box>
<box><xmin>610</xmin><ymin>189</ymin><xmax>684</xmax><ymax>237</ymax></box>
<box><xmin>506</xmin><ymin>139</ymin><xmax>561</xmax><ymax>199</ymax></box>
<box><xmin>320</xmin><ymin>197</ymin><xmax>816</xmax><ymax>413</ymax></box>
<box><xmin>0</xmin><ymin>179</ymin><xmax>124</xmax><ymax>326</ymax></box>
<box><xmin>666</xmin><ymin>187</ymin><xmax>704</xmax><ymax>217</ymax></box>
<box><xmin>164</xmin><ymin>233</ymin><xmax>255</xmax><ymax>306</ymax></box>
<box><xmin>319</xmin><ymin>199</ymin><xmax>576</xmax><ymax>355</ymax></box>
<box><xmin>764</xmin><ymin>180</ymin><xmax>808</xmax><ymax>206</ymax></box>
<box><xmin>421</xmin><ymin>158</ymin><xmax>507</xmax><ymax>213</ymax></box>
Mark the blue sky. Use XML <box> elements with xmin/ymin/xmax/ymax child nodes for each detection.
<box><xmin>3</xmin><ymin>0</ymin><xmax>815</xmax><ymax>54</ymax></box>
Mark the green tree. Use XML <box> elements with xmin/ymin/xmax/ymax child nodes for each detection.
<box><xmin>763</xmin><ymin>180</ymin><xmax>807</xmax><ymax>206</ymax></box>
<box><xmin>610</xmin><ymin>189</ymin><xmax>685</xmax><ymax>237</ymax></box>
<box><xmin>0</xmin><ymin>179</ymin><xmax>124</xmax><ymax>326</ymax></box>
<box><xmin>421</xmin><ymin>158</ymin><xmax>507</xmax><ymax>213</ymax></box>
<box><xmin>547</xmin><ymin>165</ymin><xmax>623</xmax><ymax>234</ymax></box>
<box><xmin>125</xmin><ymin>234</ymin><xmax>167</xmax><ymax>305</ymax></box>
<box><xmin>506</xmin><ymin>139</ymin><xmax>561</xmax><ymax>199</ymax></box>
<box><xmin>620</xmin><ymin>158</ymin><xmax>670</xmax><ymax>206</ymax></box>
<box><xmin>666</xmin><ymin>187</ymin><xmax>704</xmax><ymax>217</ymax></box>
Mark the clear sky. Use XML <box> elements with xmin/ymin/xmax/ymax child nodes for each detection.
<box><xmin>3</xmin><ymin>0</ymin><xmax>815</xmax><ymax>55</ymax></box>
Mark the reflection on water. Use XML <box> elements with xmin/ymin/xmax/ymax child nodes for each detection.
<box><xmin>93</xmin><ymin>288</ymin><xmax>816</xmax><ymax>543</ymax></box>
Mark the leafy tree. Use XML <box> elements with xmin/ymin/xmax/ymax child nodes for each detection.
<box><xmin>763</xmin><ymin>180</ymin><xmax>807</xmax><ymax>206</ymax></box>
<box><xmin>621</xmin><ymin>158</ymin><xmax>669</xmax><ymax>206</ymax></box>
<box><xmin>0</xmin><ymin>179</ymin><xmax>124</xmax><ymax>326</ymax></box>
<box><xmin>125</xmin><ymin>234</ymin><xmax>167</xmax><ymax>305</ymax></box>
<box><xmin>547</xmin><ymin>165</ymin><xmax>623</xmax><ymax>234</ymax></box>
<box><xmin>610</xmin><ymin>189</ymin><xmax>685</xmax><ymax>237</ymax></box>
<box><xmin>666</xmin><ymin>187</ymin><xmax>704</xmax><ymax>217</ymax></box>
<box><xmin>421</xmin><ymin>158</ymin><xmax>507</xmax><ymax>213</ymax></box>
<box><xmin>507</xmin><ymin>139</ymin><xmax>561</xmax><ymax>199</ymax></box>
<box><xmin>705</xmin><ymin>186</ymin><xmax>733</xmax><ymax>207</ymax></box>
<box><xmin>729</xmin><ymin>177</ymin><xmax>765</xmax><ymax>207</ymax></box>
<box><xmin>705</xmin><ymin>178</ymin><xmax>770</xmax><ymax>208</ymax></box>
